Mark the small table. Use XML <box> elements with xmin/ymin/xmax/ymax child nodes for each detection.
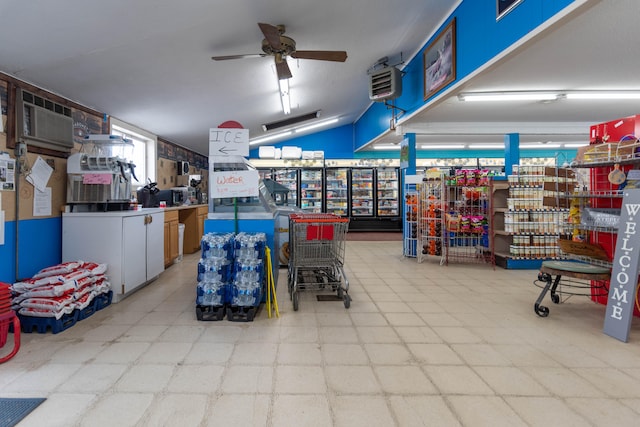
<box><xmin>534</xmin><ymin>260</ymin><xmax>611</xmax><ymax>317</ymax></box>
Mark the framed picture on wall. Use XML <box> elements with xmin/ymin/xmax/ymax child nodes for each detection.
<box><xmin>497</xmin><ymin>0</ymin><xmax>523</xmax><ymax>20</ymax></box>
<box><xmin>423</xmin><ymin>18</ymin><xmax>456</xmax><ymax>100</ymax></box>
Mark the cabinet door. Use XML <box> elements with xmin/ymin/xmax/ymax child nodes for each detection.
<box><xmin>146</xmin><ymin>212</ymin><xmax>165</xmax><ymax>280</ymax></box>
<box><xmin>123</xmin><ymin>215</ymin><xmax>147</xmax><ymax>293</ymax></box>
<box><xmin>164</xmin><ymin>220</ymin><xmax>171</xmax><ymax>266</ymax></box>
<box><xmin>169</xmin><ymin>220</ymin><xmax>179</xmax><ymax>261</ymax></box>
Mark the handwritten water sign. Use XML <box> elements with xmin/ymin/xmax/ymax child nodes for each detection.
<box><xmin>209</xmin><ymin>128</ymin><xmax>249</xmax><ymax>157</ymax></box>
<box><xmin>210</xmin><ymin>170</ymin><xmax>259</xmax><ymax>198</ymax></box>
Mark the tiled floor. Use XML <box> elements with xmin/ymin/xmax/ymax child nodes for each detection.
<box><xmin>3</xmin><ymin>241</ymin><xmax>640</xmax><ymax>426</ymax></box>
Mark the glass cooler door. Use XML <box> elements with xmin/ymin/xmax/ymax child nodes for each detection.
<box><xmin>300</xmin><ymin>169</ymin><xmax>323</xmax><ymax>213</ymax></box>
<box><xmin>273</xmin><ymin>168</ymin><xmax>299</xmax><ymax>208</ymax></box>
<box><xmin>350</xmin><ymin>168</ymin><xmax>374</xmax><ymax>217</ymax></box>
<box><xmin>376</xmin><ymin>168</ymin><xmax>399</xmax><ymax>217</ymax></box>
<box><xmin>325</xmin><ymin>168</ymin><xmax>349</xmax><ymax>216</ymax></box>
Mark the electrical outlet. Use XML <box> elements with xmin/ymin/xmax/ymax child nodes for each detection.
<box><xmin>15</xmin><ymin>142</ymin><xmax>27</xmax><ymax>157</ymax></box>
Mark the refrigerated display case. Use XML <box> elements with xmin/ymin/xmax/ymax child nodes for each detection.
<box><xmin>273</xmin><ymin>168</ymin><xmax>298</xmax><ymax>208</ymax></box>
<box><xmin>300</xmin><ymin>169</ymin><xmax>323</xmax><ymax>213</ymax></box>
<box><xmin>325</xmin><ymin>168</ymin><xmax>349</xmax><ymax>216</ymax></box>
<box><xmin>376</xmin><ymin>168</ymin><xmax>400</xmax><ymax>217</ymax></box>
<box><xmin>351</xmin><ymin>168</ymin><xmax>374</xmax><ymax>217</ymax></box>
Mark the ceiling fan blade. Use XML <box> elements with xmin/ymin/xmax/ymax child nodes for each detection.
<box><xmin>290</xmin><ymin>50</ymin><xmax>347</xmax><ymax>62</ymax></box>
<box><xmin>275</xmin><ymin>59</ymin><xmax>292</xmax><ymax>80</ymax></box>
<box><xmin>211</xmin><ymin>53</ymin><xmax>265</xmax><ymax>61</ymax></box>
<box><xmin>258</xmin><ymin>22</ymin><xmax>282</xmax><ymax>50</ymax></box>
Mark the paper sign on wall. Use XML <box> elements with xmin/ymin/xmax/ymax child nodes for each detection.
<box><xmin>210</xmin><ymin>170</ymin><xmax>259</xmax><ymax>199</ymax></box>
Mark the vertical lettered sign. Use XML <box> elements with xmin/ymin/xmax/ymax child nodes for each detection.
<box><xmin>603</xmin><ymin>189</ymin><xmax>640</xmax><ymax>342</ymax></box>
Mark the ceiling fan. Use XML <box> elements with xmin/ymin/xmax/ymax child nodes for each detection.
<box><xmin>211</xmin><ymin>22</ymin><xmax>348</xmax><ymax>80</ymax></box>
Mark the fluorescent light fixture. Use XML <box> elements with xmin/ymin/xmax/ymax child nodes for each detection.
<box><xmin>459</xmin><ymin>90</ymin><xmax>640</xmax><ymax>102</ymax></box>
<box><xmin>563</xmin><ymin>142</ymin><xmax>590</xmax><ymax>148</ymax></box>
<box><xmin>420</xmin><ymin>144</ymin><xmax>466</xmax><ymax>149</ymax></box>
<box><xmin>468</xmin><ymin>143</ymin><xmax>504</xmax><ymax>149</ymax></box>
<box><xmin>374</xmin><ymin>145</ymin><xmax>401</xmax><ymax>150</ymax></box>
<box><xmin>520</xmin><ymin>143</ymin><xmax>562</xmax><ymax>149</ymax></box>
<box><xmin>565</xmin><ymin>92</ymin><xmax>640</xmax><ymax>100</ymax></box>
<box><xmin>458</xmin><ymin>92</ymin><xmax>559</xmax><ymax>102</ymax></box>
<box><xmin>279</xmin><ymin>79</ymin><xmax>291</xmax><ymax>115</ymax></box>
<box><xmin>295</xmin><ymin>118</ymin><xmax>339</xmax><ymax>133</ymax></box>
<box><xmin>249</xmin><ymin>131</ymin><xmax>292</xmax><ymax>145</ymax></box>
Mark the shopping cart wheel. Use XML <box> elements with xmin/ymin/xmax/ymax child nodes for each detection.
<box><xmin>343</xmin><ymin>294</ymin><xmax>351</xmax><ymax>309</ymax></box>
<box><xmin>337</xmin><ymin>287</ymin><xmax>344</xmax><ymax>298</ymax></box>
<box><xmin>292</xmin><ymin>291</ymin><xmax>299</xmax><ymax>311</ymax></box>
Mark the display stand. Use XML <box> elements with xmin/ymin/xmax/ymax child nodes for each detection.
<box><xmin>443</xmin><ymin>170</ymin><xmax>492</xmax><ymax>265</ymax></box>
<box><xmin>402</xmin><ymin>175</ymin><xmax>421</xmax><ymax>257</ymax></box>
<box><xmin>492</xmin><ymin>166</ymin><xmax>574</xmax><ymax>269</ymax></box>
<box><xmin>418</xmin><ymin>175</ymin><xmax>444</xmax><ymax>264</ymax></box>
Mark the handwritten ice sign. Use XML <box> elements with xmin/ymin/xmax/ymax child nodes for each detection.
<box><xmin>209</xmin><ymin>128</ymin><xmax>249</xmax><ymax>157</ymax></box>
<box><xmin>210</xmin><ymin>170</ymin><xmax>259</xmax><ymax>199</ymax></box>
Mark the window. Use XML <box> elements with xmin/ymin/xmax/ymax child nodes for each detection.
<box><xmin>110</xmin><ymin>118</ymin><xmax>157</xmax><ymax>188</ymax></box>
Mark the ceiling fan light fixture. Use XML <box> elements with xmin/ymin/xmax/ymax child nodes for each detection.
<box><xmin>279</xmin><ymin>79</ymin><xmax>291</xmax><ymax>115</ymax></box>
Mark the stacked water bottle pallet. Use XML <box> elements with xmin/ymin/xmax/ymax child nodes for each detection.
<box><xmin>196</xmin><ymin>232</ymin><xmax>266</xmax><ymax>322</ymax></box>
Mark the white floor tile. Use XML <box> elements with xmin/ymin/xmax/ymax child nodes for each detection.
<box><xmin>6</xmin><ymin>243</ymin><xmax>640</xmax><ymax>427</ymax></box>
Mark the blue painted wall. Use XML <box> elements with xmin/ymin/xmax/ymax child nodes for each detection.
<box><xmin>0</xmin><ymin>217</ymin><xmax>62</xmax><ymax>283</ymax></box>
<box><xmin>249</xmin><ymin>125</ymin><xmax>354</xmax><ymax>159</ymax></box>
<box><xmin>354</xmin><ymin>0</ymin><xmax>577</xmax><ymax>150</ymax></box>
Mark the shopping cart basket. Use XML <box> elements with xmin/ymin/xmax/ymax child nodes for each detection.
<box><xmin>288</xmin><ymin>213</ymin><xmax>350</xmax><ymax>311</ymax></box>
<box><xmin>1</xmin><ymin>282</ymin><xmax>20</xmax><ymax>363</ymax></box>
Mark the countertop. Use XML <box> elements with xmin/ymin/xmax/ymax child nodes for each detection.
<box><xmin>162</xmin><ymin>204</ymin><xmax>208</xmax><ymax>212</ymax></box>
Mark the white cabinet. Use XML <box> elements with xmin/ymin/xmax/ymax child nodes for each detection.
<box><xmin>62</xmin><ymin>209</ymin><xmax>165</xmax><ymax>302</ymax></box>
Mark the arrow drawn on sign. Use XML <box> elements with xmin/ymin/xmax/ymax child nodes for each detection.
<box><xmin>217</xmin><ymin>147</ymin><xmax>238</xmax><ymax>154</ymax></box>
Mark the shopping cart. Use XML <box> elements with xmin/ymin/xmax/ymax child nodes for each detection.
<box><xmin>1</xmin><ymin>282</ymin><xmax>20</xmax><ymax>363</ymax></box>
<box><xmin>288</xmin><ymin>213</ymin><xmax>350</xmax><ymax>311</ymax></box>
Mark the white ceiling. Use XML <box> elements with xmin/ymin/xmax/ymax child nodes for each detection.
<box><xmin>1</xmin><ymin>0</ymin><xmax>638</xmax><ymax>156</ymax></box>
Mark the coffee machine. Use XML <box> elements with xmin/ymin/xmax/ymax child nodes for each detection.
<box><xmin>189</xmin><ymin>174</ymin><xmax>204</xmax><ymax>204</ymax></box>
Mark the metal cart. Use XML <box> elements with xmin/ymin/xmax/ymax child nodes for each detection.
<box><xmin>287</xmin><ymin>213</ymin><xmax>350</xmax><ymax>311</ymax></box>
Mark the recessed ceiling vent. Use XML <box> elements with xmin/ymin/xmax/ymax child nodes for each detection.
<box><xmin>369</xmin><ymin>67</ymin><xmax>402</xmax><ymax>102</ymax></box>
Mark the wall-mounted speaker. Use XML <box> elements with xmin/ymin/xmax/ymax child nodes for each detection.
<box><xmin>177</xmin><ymin>161</ymin><xmax>189</xmax><ymax>175</ymax></box>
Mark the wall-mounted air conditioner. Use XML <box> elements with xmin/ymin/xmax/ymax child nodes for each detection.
<box><xmin>16</xmin><ymin>88</ymin><xmax>74</xmax><ymax>152</ymax></box>
<box><xmin>368</xmin><ymin>67</ymin><xmax>402</xmax><ymax>102</ymax></box>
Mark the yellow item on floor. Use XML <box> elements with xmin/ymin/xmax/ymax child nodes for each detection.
<box><xmin>265</xmin><ymin>246</ymin><xmax>279</xmax><ymax>318</ymax></box>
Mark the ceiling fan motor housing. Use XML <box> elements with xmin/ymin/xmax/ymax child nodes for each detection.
<box><xmin>262</xmin><ymin>36</ymin><xmax>296</xmax><ymax>56</ymax></box>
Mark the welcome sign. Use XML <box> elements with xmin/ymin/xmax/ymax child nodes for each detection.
<box><xmin>603</xmin><ymin>189</ymin><xmax>640</xmax><ymax>342</ymax></box>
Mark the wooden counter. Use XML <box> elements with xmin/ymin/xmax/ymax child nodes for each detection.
<box><xmin>163</xmin><ymin>205</ymin><xmax>208</xmax><ymax>262</ymax></box>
